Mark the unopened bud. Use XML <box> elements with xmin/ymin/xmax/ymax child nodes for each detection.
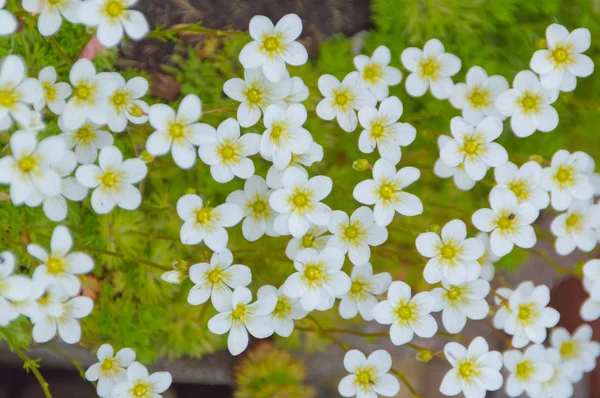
<box><xmin>529</xmin><ymin>154</ymin><xmax>544</xmax><ymax>164</ymax></box>
<box><xmin>535</xmin><ymin>38</ymin><xmax>547</xmax><ymax>49</ymax></box>
<box><xmin>173</xmin><ymin>260</ymin><xmax>188</xmax><ymax>272</ymax></box>
<box><xmin>139</xmin><ymin>150</ymin><xmax>155</xmax><ymax>163</ymax></box>
<box><xmin>185</xmin><ymin>187</ymin><xmax>197</xmax><ymax>195</ymax></box>
<box><xmin>353</xmin><ymin>159</ymin><xmax>371</xmax><ymax>171</ymax></box>
<box><xmin>161</xmin><ymin>270</ymin><xmax>185</xmax><ymax>284</ymax></box>
<box><xmin>416</xmin><ymin>349</ymin><xmax>433</xmax><ymax>363</ymax></box>
<box><xmin>428</xmin><ymin>224</ymin><xmax>441</xmax><ymax>234</ymax></box>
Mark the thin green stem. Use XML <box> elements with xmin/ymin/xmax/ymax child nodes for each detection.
<box><xmin>2</xmin><ymin>333</ymin><xmax>52</xmax><ymax>398</ymax></box>
<box><xmin>46</xmin><ymin>345</ymin><xmax>93</xmax><ymax>386</ymax></box>
<box><xmin>531</xmin><ymin>248</ymin><xmax>580</xmax><ymax>276</ymax></box>
<box><xmin>74</xmin><ymin>244</ymin><xmax>171</xmax><ymax>271</ymax></box>
<box><xmin>48</xmin><ymin>37</ymin><xmax>72</xmax><ymax>65</ymax></box>
<box><xmin>305</xmin><ymin>315</ymin><xmax>350</xmax><ymax>351</ymax></box>
<box><xmin>391</xmin><ymin>369</ymin><xmax>422</xmax><ymax>398</ymax></box>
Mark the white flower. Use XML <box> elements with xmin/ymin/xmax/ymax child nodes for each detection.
<box><xmin>416</xmin><ymin>219</ymin><xmax>485</xmax><ymax>285</ymax></box>
<box><xmin>198</xmin><ymin>118</ymin><xmax>261</xmax><ymax>183</ymax></box>
<box><xmin>496</xmin><ymin>70</ymin><xmax>559</xmax><ymax>137</ymax></box>
<box><xmin>76</xmin><ymin>145</ymin><xmax>147</xmax><ymax>214</ymax></box>
<box><xmin>530</xmin><ymin>24</ymin><xmax>594</xmax><ymax>92</ymax></box>
<box><xmin>339</xmin><ymin>263</ymin><xmax>391</xmax><ymax>321</ymax></box>
<box><xmin>583</xmin><ymin>259</ymin><xmax>600</xmax><ymax>302</ymax></box>
<box><xmin>27</xmin><ymin>225</ymin><xmax>94</xmax><ymax>296</ymax></box>
<box><xmin>187</xmin><ymin>249</ymin><xmax>251</xmax><ymax>311</ymax></box>
<box><xmin>472</xmin><ymin>189</ymin><xmax>539</xmax><ymax>257</ymax></box>
<box><xmin>207</xmin><ymin>286</ymin><xmax>276</xmax><ymax>356</ymax></box>
<box><xmin>61</xmin><ymin>59</ymin><xmax>116</xmax><ymax>130</ymax></box>
<box><xmin>60</xmin><ymin>119</ymin><xmax>114</xmax><ymax>164</ymax></box>
<box><xmin>239</xmin><ymin>13</ymin><xmax>308</xmax><ymax>82</ymax></box>
<box><xmin>0</xmin><ymin>55</ymin><xmax>43</xmax><ymax>126</ymax></box>
<box><xmin>0</xmin><ymin>0</ymin><xmax>17</xmax><ymax>36</ymax></box>
<box><xmin>492</xmin><ymin>161</ymin><xmax>550</xmax><ymax>210</ymax></box>
<box><xmin>492</xmin><ymin>281</ymin><xmax>533</xmax><ymax>330</ymax></box>
<box><xmin>401</xmin><ymin>38</ymin><xmax>461</xmax><ymax>99</ymax></box>
<box><xmin>146</xmin><ymin>94</ymin><xmax>213</xmax><ymax>169</ymax></box>
<box><xmin>503</xmin><ymin>344</ymin><xmax>554</xmax><ymax>397</ymax></box>
<box><xmin>440</xmin><ymin>116</ymin><xmax>508</xmax><ymax>181</ymax></box>
<box><xmin>354</xmin><ymin>45</ymin><xmax>402</xmax><ymax>101</ymax></box>
<box><xmin>475</xmin><ymin>232</ymin><xmax>500</xmax><ymax>281</ymax></box>
<box><xmin>224</xmin><ymin>68</ymin><xmax>292</xmax><ymax>128</ymax></box>
<box><xmin>550</xmin><ymin>324</ymin><xmax>600</xmax><ymax>382</ymax></box>
<box><xmin>23</xmin><ymin>0</ymin><xmax>79</xmax><ymax>36</ymax></box>
<box><xmin>283</xmin><ymin>76</ymin><xmax>309</xmax><ymax>106</ymax></box>
<box><xmin>78</xmin><ymin>0</ymin><xmax>149</xmax><ymax>48</ymax></box>
<box><xmin>439</xmin><ymin>337</ymin><xmax>503</xmax><ymax>398</ymax></box>
<box><xmin>106</xmin><ymin>74</ymin><xmax>149</xmax><ymax>132</ymax></box>
<box><xmin>338</xmin><ymin>350</ymin><xmax>400</xmax><ymax>398</ymax></box>
<box><xmin>433</xmin><ymin>135</ymin><xmax>476</xmax><ymax>191</ymax></box>
<box><xmin>357</xmin><ymin>96</ymin><xmax>416</xmax><ymax>165</ymax></box>
<box><xmin>550</xmin><ymin>200</ymin><xmax>600</xmax><ymax>255</ymax></box>
<box><xmin>283</xmin><ymin>247</ymin><xmax>351</xmax><ymax>312</ymax></box>
<box><xmin>503</xmin><ymin>283</ymin><xmax>560</xmax><ymax>348</ymax></box>
<box><xmin>536</xmin><ymin>348</ymin><xmax>576</xmax><ymax>398</ymax></box>
<box><xmin>265</xmin><ymin>142</ymin><xmax>324</xmax><ymax>189</ymax></box>
<box><xmin>84</xmin><ymin>344</ymin><xmax>136</xmax><ymax>398</ymax></box>
<box><xmin>176</xmin><ymin>194</ymin><xmax>243</xmax><ymax>251</ymax></box>
<box><xmin>353</xmin><ymin>158</ymin><xmax>423</xmax><ymax>227</ymax></box>
<box><xmin>0</xmin><ymin>251</ymin><xmax>32</xmax><ymax>327</ymax></box>
<box><xmin>0</xmin><ymin>131</ymin><xmax>66</xmax><ymax>205</ymax></box>
<box><xmin>269</xmin><ymin>167</ymin><xmax>332</xmax><ymax>237</ymax></box>
<box><xmin>328</xmin><ymin>207</ymin><xmax>388</xmax><ymax>266</ymax></box>
<box><xmin>541</xmin><ymin>149</ymin><xmax>595</xmax><ymax>211</ymax></box>
<box><xmin>431</xmin><ymin>279</ymin><xmax>489</xmax><ymax>334</ymax></box>
<box><xmin>316</xmin><ymin>72</ymin><xmax>376</xmax><ymax>132</ymax></box>
<box><xmin>257</xmin><ymin>285</ymin><xmax>307</xmax><ymax>337</ymax></box>
<box><xmin>260</xmin><ymin>104</ymin><xmax>313</xmax><ymax>170</ymax></box>
<box><xmin>111</xmin><ymin>362</ymin><xmax>172</xmax><ymax>398</ymax></box>
<box><xmin>160</xmin><ymin>269</ymin><xmax>184</xmax><ymax>285</ymax></box>
<box><xmin>285</xmin><ymin>225</ymin><xmax>330</xmax><ymax>260</ymax></box>
<box><xmin>34</xmin><ymin>66</ymin><xmax>72</xmax><ymax>114</ymax></box>
<box><xmin>373</xmin><ymin>281</ymin><xmax>437</xmax><ymax>346</ymax></box>
<box><xmin>450</xmin><ymin>66</ymin><xmax>509</xmax><ymax>123</ymax></box>
<box><xmin>226</xmin><ymin>176</ymin><xmax>278</xmax><ymax>242</ymax></box>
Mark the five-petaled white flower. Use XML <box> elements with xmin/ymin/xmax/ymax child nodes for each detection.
<box><xmin>492</xmin><ymin>160</ymin><xmax>550</xmax><ymax>210</ymax></box>
<box><xmin>354</xmin><ymin>45</ymin><xmax>402</xmax><ymax>101</ymax></box>
<box><xmin>492</xmin><ymin>282</ymin><xmax>532</xmax><ymax>331</ymax></box>
<box><xmin>0</xmin><ymin>55</ymin><xmax>43</xmax><ymax>127</ymax></box>
<box><xmin>550</xmin><ymin>200</ymin><xmax>600</xmax><ymax>255</ymax></box>
<box><xmin>106</xmin><ymin>74</ymin><xmax>149</xmax><ymax>132</ymax></box>
<box><xmin>110</xmin><ymin>362</ymin><xmax>172</xmax><ymax>398</ymax></box>
<box><xmin>285</xmin><ymin>225</ymin><xmax>330</xmax><ymax>260</ymax></box>
<box><xmin>0</xmin><ymin>251</ymin><xmax>32</xmax><ymax>327</ymax></box>
<box><xmin>353</xmin><ymin>158</ymin><xmax>423</xmax><ymax>227</ymax></box>
<box><xmin>176</xmin><ymin>193</ymin><xmax>243</xmax><ymax>251</ymax></box>
<box><xmin>401</xmin><ymin>38</ymin><xmax>461</xmax><ymax>99</ymax></box>
<box><xmin>187</xmin><ymin>249</ymin><xmax>251</xmax><ymax>311</ymax></box>
<box><xmin>503</xmin><ymin>344</ymin><xmax>554</xmax><ymax>397</ymax></box>
<box><xmin>357</xmin><ymin>96</ymin><xmax>416</xmax><ymax>165</ymax></box>
<box><xmin>434</xmin><ymin>135</ymin><xmax>476</xmax><ymax>191</ymax></box>
<box><xmin>373</xmin><ymin>281</ymin><xmax>437</xmax><ymax>346</ymax></box>
<box><xmin>23</xmin><ymin>0</ymin><xmax>79</xmax><ymax>36</ymax></box>
<box><xmin>59</xmin><ymin>119</ymin><xmax>114</xmax><ymax>164</ymax></box>
<box><xmin>550</xmin><ymin>325</ymin><xmax>600</xmax><ymax>383</ymax></box>
<box><xmin>338</xmin><ymin>349</ymin><xmax>400</xmax><ymax>398</ymax></box>
<box><xmin>257</xmin><ymin>285</ymin><xmax>307</xmax><ymax>337</ymax></box>
<box><xmin>339</xmin><ymin>263</ymin><xmax>391</xmax><ymax>321</ymax></box>
<box><xmin>431</xmin><ymin>279</ymin><xmax>490</xmax><ymax>334</ymax></box>
<box><xmin>85</xmin><ymin>344</ymin><xmax>136</xmax><ymax>398</ymax></box>
<box><xmin>34</xmin><ymin>66</ymin><xmax>72</xmax><ymax>114</ymax></box>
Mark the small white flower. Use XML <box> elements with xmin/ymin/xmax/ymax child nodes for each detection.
<box><xmin>60</xmin><ymin>119</ymin><xmax>114</xmax><ymax>164</ymax></box>
<box><xmin>353</xmin><ymin>158</ymin><xmax>423</xmax><ymax>227</ymax></box>
<box><xmin>285</xmin><ymin>225</ymin><xmax>330</xmax><ymax>260</ymax></box>
<box><xmin>550</xmin><ymin>200</ymin><xmax>600</xmax><ymax>255</ymax></box>
<box><xmin>226</xmin><ymin>176</ymin><xmax>278</xmax><ymax>242</ymax></box>
<box><xmin>23</xmin><ymin>0</ymin><xmax>79</xmax><ymax>36</ymax></box>
<box><xmin>416</xmin><ymin>219</ymin><xmax>484</xmax><ymax>285</ymax></box>
<box><xmin>354</xmin><ymin>45</ymin><xmax>402</xmax><ymax>101</ymax></box>
<box><xmin>550</xmin><ymin>324</ymin><xmax>600</xmax><ymax>382</ymax></box>
<box><xmin>207</xmin><ymin>286</ymin><xmax>276</xmax><ymax>356</ymax></box>
<box><xmin>316</xmin><ymin>72</ymin><xmax>376</xmax><ymax>133</ymax></box>
<box><xmin>472</xmin><ymin>189</ymin><xmax>539</xmax><ymax>257</ymax></box>
<box><xmin>503</xmin><ymin>344</ymin><xmax>553</xmax><ymax>397</ymax></box>
<box><xmin>0</xmin><ymin>131</ymin><xmax>66</xmax><ymax>205</ymax></box>
<box><xmin>492</xmin><ymin>160</ymin><xmax>550</xmax><ymax>210</ymax></box>
<box><xmin>76</xmin><ymin>145</ymin><xmax>147</xmax><ymax>214</ymax></box>
<box><xmin>536</xmin><ymin>348</ymin><xmax>576</xmax><ymax>398</ymax></box>
<box><xmin>0</xmin><ymin>55</ymin><xmax>43</xmax><ymax>127</ymax></box>
<box><xmin>160</xmin><ymin>269</ymin><xmax>184</xmax><ymax>285</ymax></box>
<box><xmin>187</xmin><ymin>249</ymin><xmax>251</xmax><ymax>311</ymax></box>
<box><xmin>431</xmin><ymin>279</ymin><xmax>490</xmax><ymax>334</ymax></box>
<box><xmin>0</xmin><ymin>0</ymin><xmax>17</xmax><ymax>36</ymax></box>
<box><xmin>373</xmin><ymin>281</ymin><xmax>437</xmax><ymax>346</ymax></box>
<box><xmin>339</xmin><ymin>263</ymin><xmax>391</xmax><ymax>321</ymax></box>
<box><xmin>338</xmin><ymin>349</ymin><xmax>400</xmax><ymax>398</ymax></box>
<box><xmin>503</xmin><ymin>283</ymin><xmax>560</xmax><ymax>348</ymax></box>
<box><xmin>265</xmin><ymin>142</ymin><xmax>324</xmax><ymax>189</ymax></box>
<box><xmin>239</xmin><ymin>13</ymin><xmax>308</xmax><ymax>82</ymax></box>
<box><xmin>111</xmin><ymin>362</ymin><xmax>172</xmax><ymax>398</ymax></box>
<box><xmin>283</xmin><ymin>247</ymin><xmax>351</xmax><ymax>312</ymax></box>
<box><xmin>84</xmin><ymin>344</ymin><xmax>136</xmax><ymax>398</ymax></box>
<box><xmin>440</xmin><ymin>116</ymin><xmax>508</xmax><ymax>181</ymax></box>
<box><xmin>260</xmin><ymin>104</ymin><xmax>313</xmax><ymax>170</ymax></box>
<box><xmin>223</xmin><ymin>68</ymin><xmax>291</xmax><ymax>128</ymax></box>
<box><xmin>433</xmin><ymin>135</ymin><xmax>476</xmax><ymax>191</ymax></box>
<box><xmin>492</xmin><ymin>282</ymin><xmax>533</xmax><ymax>331</ymax></box>
<box><xmin>541</xmin><ymin>149</ymin><xmax>595</xmax><ymax>211</ymax></box>
<box><xmin>450</xmin><ymin>66</ymin><xmax>509</xmax><ymax>123</ymax></box>
<box><xmin>257</xmin><ymin>285</ymin><xmax>307</xmax><ymax>337</ymax></box>
<box><xmin>176</xmin><ymin>194</ymin><xmax>243</xmax><ymax>251</ymax></box>
<box><xmin>496</xmin><ymin>70</ymin><xmax>559</xmax><ymax>137</ymax></box>
<box><xmin>106</xmin><ymin>74</ymin><xmax>149</xmax><ymax>132</ymax></box>
<box><xmin>283</xmin><ymin>76</ymin><xmax>309</xmax><ymax>106</ymax></box>
<box><xmin>357</xmin><ymin>96</ymin><xmax>416</xmax><ymax>165</ymax></box>
<box><xmin>401</xmin><ymin>38</ymin><xmax>461</xmax><ymax>99</ymax></box>
<box><xmin>78</xmin><ymin>0</ymin><xmax>149</xmax><ymax>48</ymax></box>
<box><xmin>530</xmin><ymin>24</ymin><xmax>594</xmax><ymax>92</ymax></box>
<box><xmin>475</xmin><ymin>232</ymin><xmax>500</xmax><ymax>282</ymax></box>
<box><xmin>146</xmin><ymin>94</ymin><xmax>214</xmax><ymax>169</ymax></box>
<box><xmin>269</xmin><ymin>167</ymin><xmax>333</xmax><ymax>237</ymax></box>
<box><xmin>198</xmin><ymin>118</ymin><xmax>261</xmax><ymax>183</ymax></box>
<box><xmin>439</xmin><ymin>337</ymin><xmax>503</xmax><ymax>398</ymax></box>
<box><xmin>583</xmin><ymin>259</ymin><xmax>600</xmax><ymax>302</ymax></box>
<box><xmin>34</xmin><ymin>66</ymin><xmax>72</xmax><ymax>114</ymax></box>
<box><xmin>0</xmin><ymin>251</ymin><xmax>32</xmax><ymax>327</ymax></box>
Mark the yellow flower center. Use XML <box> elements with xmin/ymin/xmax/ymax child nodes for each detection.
<box><xmin>47</xmin><ymin>256</ymin><xmax>66</xmax><ymax>275</ymax></box>
<box><xmin>332</xmin><ymin>88</ymin><xmax>355</xmax><ymax>112</ymax></box>
<box><xmin>18</xmin><ymin>155</ymin><xmax>39</xmax><ymax>173</ymax></box>
<box><xmin>270</xmin><ymin>122</ymin><xmax>287</xmax><ymax>145</ymax></box>
<box><xmin>362</xmin><ymin>63</ymin><xmax>382</xmax><ymax>84</ymax></box>
<box><xmin>354</xmin><ymin>366</ymin><xmax>377</xmax><ymax>390</ymax></box>
<box><xmin>559</xmin><ymin>340</ymin><xmax>580</xmax><ymax>360</ymax></box>
<box><xmin>76</xmin><ymin>124</ymin><xmax>96</xmax><ymax>144</ymax></box>
<box><xmin>377</xmin><ymin>180</ymin><xmax>399</xmax><ymax>202</ymax></box>
<box><xmin>419</xmin><ymin>57</ymin><xmax>441</xmax><ymax>80</ymax></box>
<box><xmin>548</xmin><ymin>44</ymin><xmax>574</xmax><ymax>69</ymax></box>
<box><xmin>460</xmin><ymin>133</ymin><xmax>484</xmax><ymax>159</ymax></box>
<box><xmin>273</xmin><ymin>297</ymin><xmax>292</xmax><ymax>318</ymax></box>
<box><xmin>101</xmin><ymin>171</ymin><xmax>119</xmax><ymax>188</ymax></box>
<box><xmin>217</xmin><ymin>140</ymin><xmax>241</xmax><ymax>165</ymax></box>
<box><xmin>303</xmin><ymin>263</ymin><xmax>328</xmax><ymax>287</ymax></box>
<box><xmin>104</xmin><ymin>0</ymin><xmax>126</xmax><ymax>19</ymax></box>
<box><xmin>243</xmin><ymin>86</ymin><xmax>264</xmax><ymax>106</ymax></box>
<box><xmin>394</xmin><ymin>300</ymin><xmax>417</xmax><ymax>325</ymax></box>
<box><xmin>565</xmin><ymin>212</ymin><xmax>583</xmax><ymax>233</ymax></box>
<box><xmin>100</xmin><ymin>357</ymin><xmax>116</xmax><ymax>373</ymax></box>
<box><xmin>349</xmin><ymin>277</ymin><xmax>369</xmax><ymax>300</ymax></box>
<box><xmin>168</xmin><ymin>122</ymin><xmax>186</xmax><ymax>140</ymax></box>
<box><xmin>110</xmin><ymin>90</ymin><xmax>129</xmax><ymax>111</ymax></box>
<box><xmin>0</xmin><ymin>86</ymin><xmax>19</xmax><ymax>109</ymax></box>
<box><xmin>248</xmin><ymin>196</ymin><xmax>269</xmax><ymax>218</ymax></box>
<box><xmin>495</xmin><ymin>211</ymin><xmax>517</xmax><ymax>234</ymax></box>
<box><xmin>207</xmin><ymin>267</ymin><xmax>225</xmax><ymax>284</ymax></box>
<box><xmin>515</xmin><ymin>360</ymin><xmax>534</xmax><ymax>381</ymax></box>
<box><xmin>507</xmin><ymin>179</ymin><xmax>530</xmax><ymax>202</ymax></box>
<box><xmin>553</xmin><ymin>165</ymin><xmax>575</xmax><ymax>189</ymax></box>
<box><xmin>128</xmin><ymin>103</ymin><xmax>145</xmax><ymax>117</ymax></box>
<box><xmin>370</xmin><ymin>119</ymin><xmax>388</xmax><ymax>140</ymax></box>
<box><xmin>517</xmin><ymin>302</ymin><xmax>538</xmax><ymax>325</ymax></box>
<box><xmin>439</xmin><ymin>241</ymin><xmax>462</xmax><ymax>265</ymax></box>
<box><xmin>73</xmin><ymin>81</ymin><xmax>96</xmax><ymax>104</ymax></box>
<box><xmin>301</xmin><ymin>233</ymin><xmax>315</xmax><ymax>248</ymax></box>
<box><xmin>517</xmin><ymin>91</ymin><xmax>542</xmax><ymax>115</ymax></box>
<box><xmin>342</xmin><ymin>221</ymin><xmax>365</xmax><ymax>245</ymax></box>
<box><xmin>195</xmin><ymin>207</ymin><xmax>215</xmax><ymax>227</ymax></box>
<box><xmin>446</xmin><ymin>285</ymin><xmax>464</xmax><ymax>302</ymax></box>
<box><xmin>457</xmin><ymin>358</ymin><xmax>481</xmax><ymax>382</ymax></box>
<box><xmin>288</xmin><ymin>188</ymin><xmax>313</xmax><ymax>215</ymax></box>
<box><xmin>231</xmin><ymin>304</ymin><xmax>248</xmax><ymax>323</ymax></box>
<box><xmin>43</xmin><ymin>81</ymin><xmax>57</xmax><ymax>102</ymax></box>
<box><xmin>259</xmin><ymin>33</ymin><xmax>285</xmax><ymax>57</ymax></box>
<box><xmin>130</xmin><ymin>381</ymin><xmax>151</xmax><ymax>398</ymax></box>
<box><xmin>466</xmin><ymin>86</ymin><xmax>491</xmax><ymax>109</ymax></box>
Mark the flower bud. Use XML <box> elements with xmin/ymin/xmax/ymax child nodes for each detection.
<box><xmin>416</xmin><ymin>349</ymin><xmax>433</xmax><ymax>363</ymax></box>
<box><xmin>139</xmin><ymin>150</ymin><xmax>155</xmax><ymax>163</ymax></box>
<box><xmin>352</xmin><ymin>159</ymin><xmax>371</xmax><ymax>171</ymax></box>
